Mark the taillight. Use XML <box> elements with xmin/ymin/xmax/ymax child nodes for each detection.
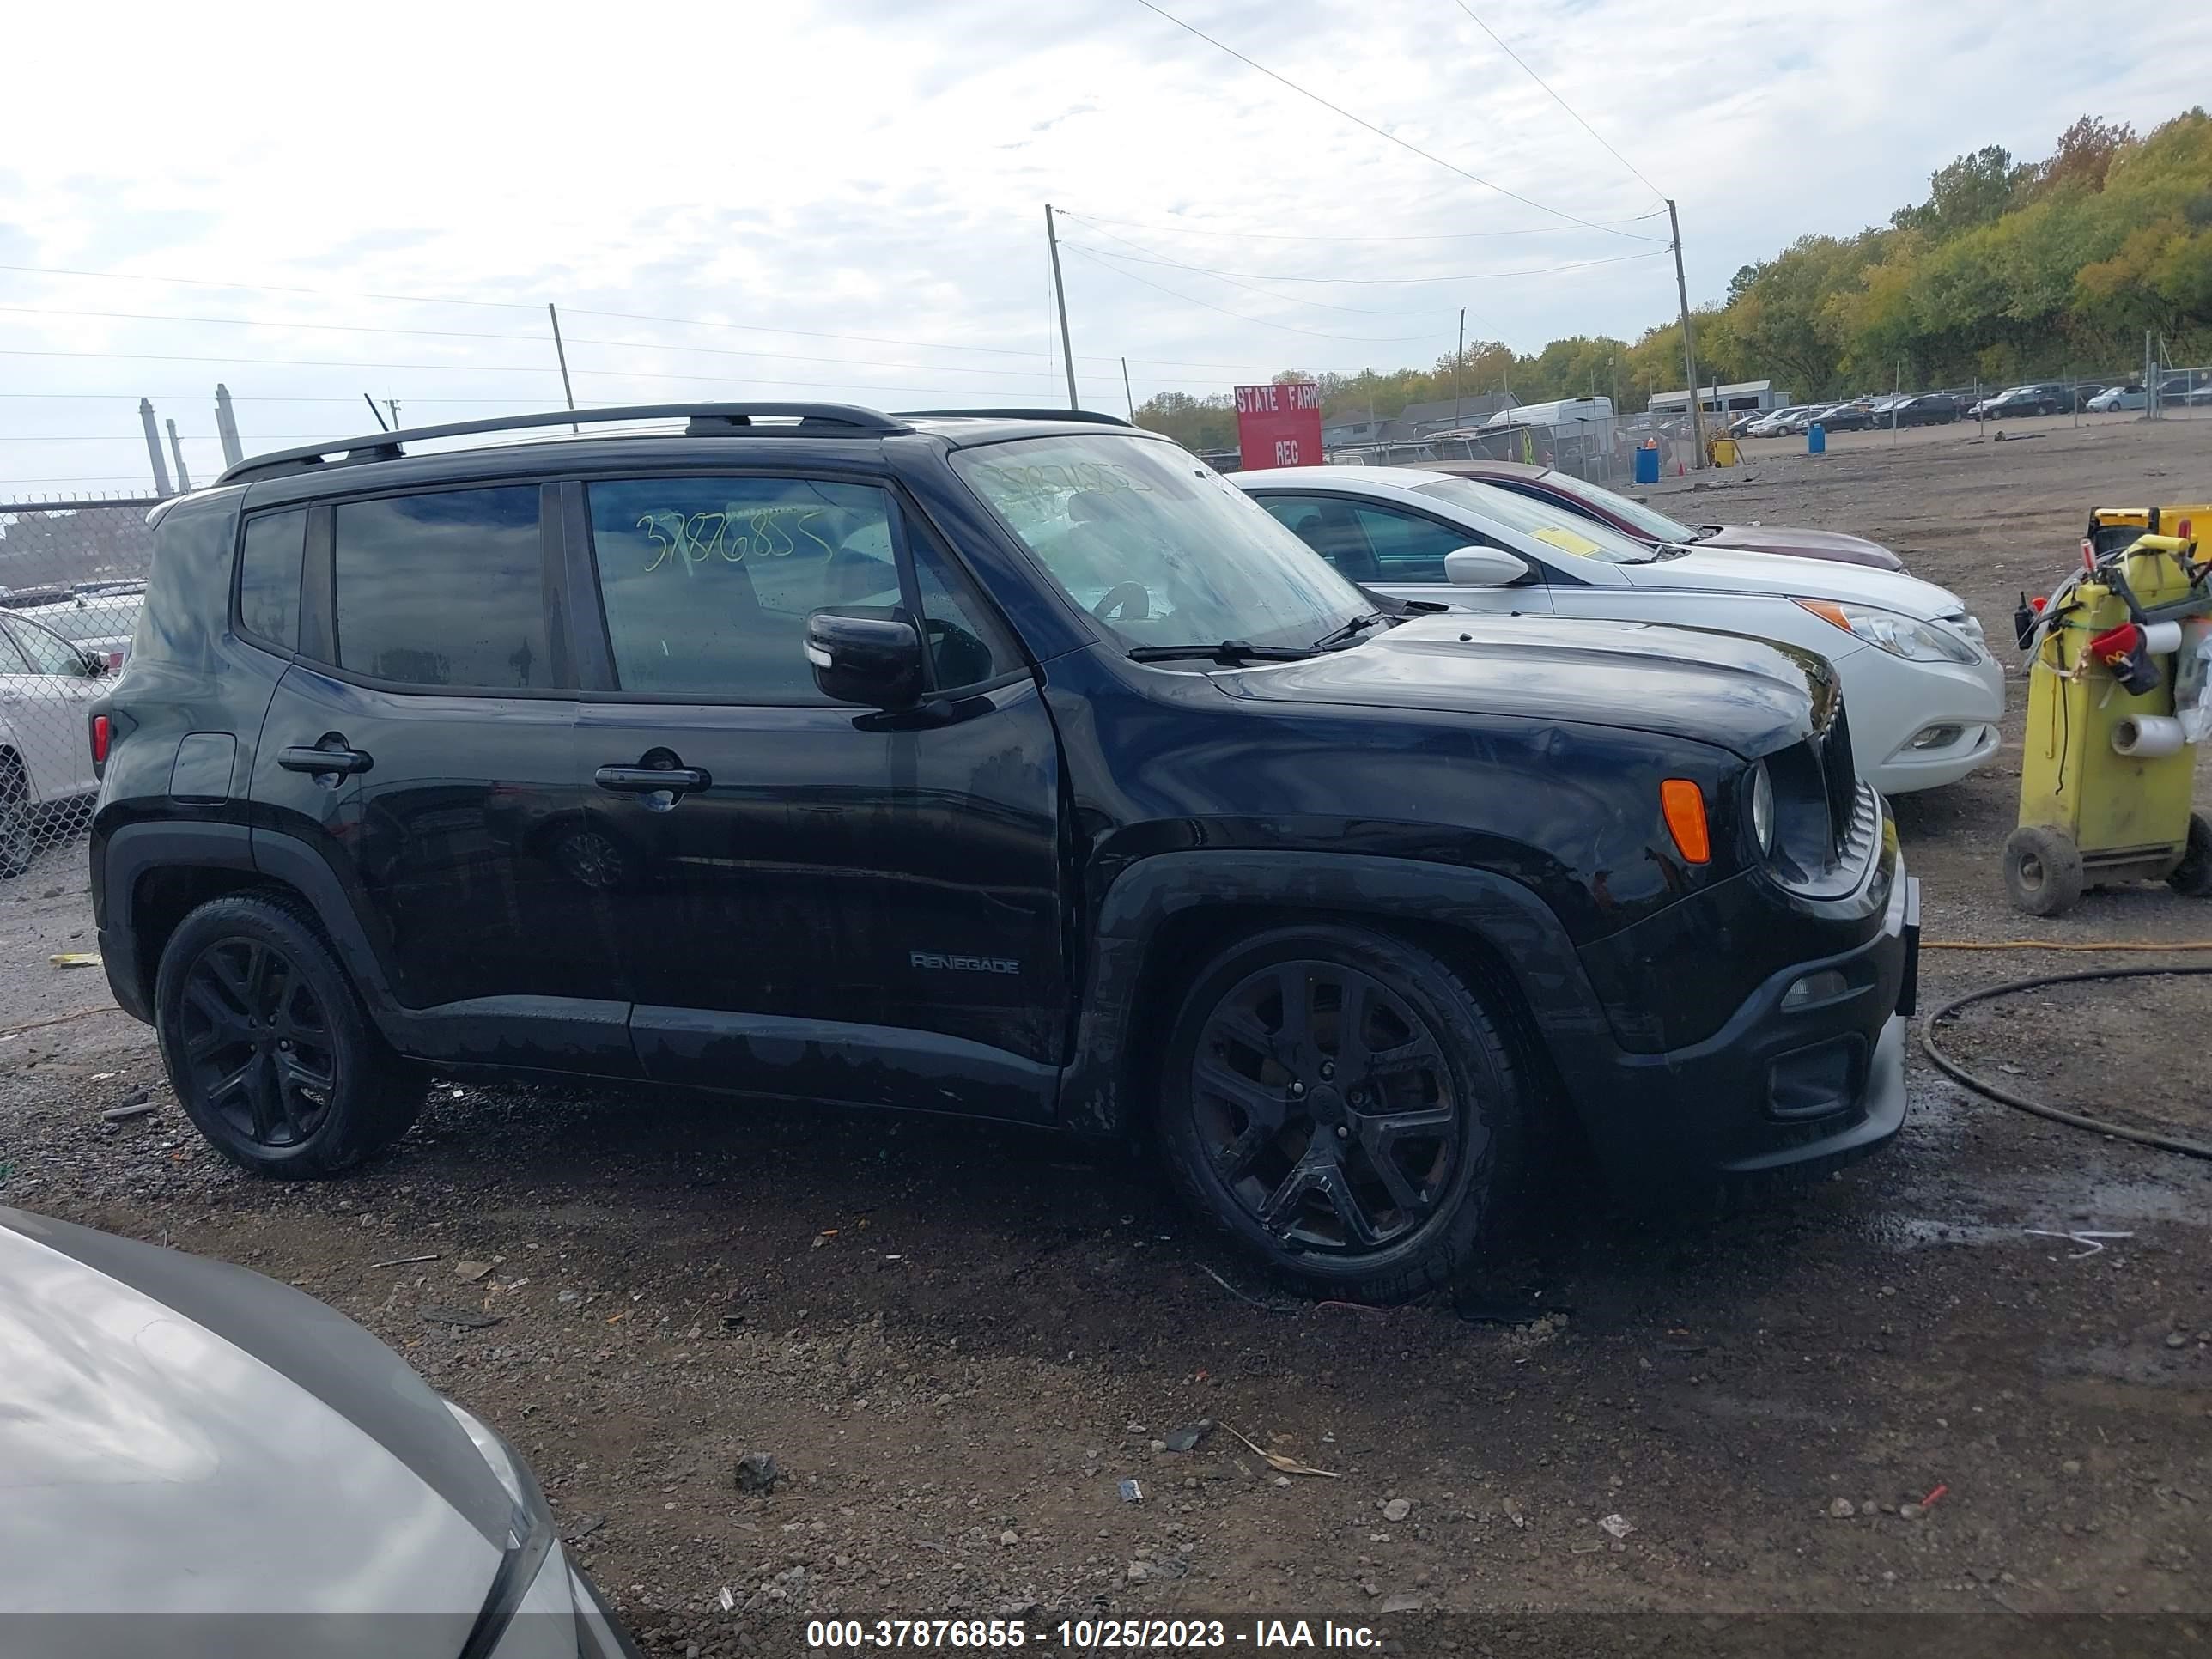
<box><xmin>91</xmin><ymin>714</ymin><xmax>111</xmax><ymax>766</ymax></box>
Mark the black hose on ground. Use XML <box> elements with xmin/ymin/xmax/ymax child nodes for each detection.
<box><xmin>1921</xmin><ymin>965</ymin><xmax>2212</xmax><ymax>1160</ymax></box>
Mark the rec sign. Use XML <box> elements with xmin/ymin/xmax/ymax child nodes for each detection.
<box><xmin>1235</xmin><ymin>381</ymin><xmax>1322</xmax><ymax>471</ymax></box>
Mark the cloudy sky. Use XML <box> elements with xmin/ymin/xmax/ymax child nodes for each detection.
<box><xmin>2</xmin><ymin>0</ymin><xmax>2204</xmax><ymax>495</ymax></box>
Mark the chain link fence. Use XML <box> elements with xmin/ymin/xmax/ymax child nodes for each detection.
<box><xmin>0</xmin><ymin>495</ymin><xmax>155</xmax><ymax>878</ymax></box>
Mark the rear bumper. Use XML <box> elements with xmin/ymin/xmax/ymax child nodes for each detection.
<box><xmin>1568</xmin><ymin>868</ymin><xmax>1919</xmax><ymax>1192</ymax></box>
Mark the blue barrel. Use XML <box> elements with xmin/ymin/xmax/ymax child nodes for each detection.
<box><xmin>1632</xmin><ymin>445</ymin><xmax>1660</xmax><ymax>485</ymax></box>
<box><xmin>1807</xmin><ymin>422</ymin><xmax>1827</xmax><ymax>456</ymax></box>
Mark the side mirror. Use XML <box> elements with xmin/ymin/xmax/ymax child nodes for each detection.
<box><xmin>805</xmin><ymin>608</ymin><xmax>925</xmax><ymax>710</ymax></box>
<box><xmin>1443</xmin><ymin>546</ymin><xmax>1530</xmax><ymax>588</ymax></box>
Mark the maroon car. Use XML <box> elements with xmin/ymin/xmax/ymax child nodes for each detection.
<box><xmin>1426</xmin><ymin>459</ymin><xmax>1905</xmax><ymax>572</ymax></box>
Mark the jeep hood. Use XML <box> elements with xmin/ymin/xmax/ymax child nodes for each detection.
<box><xmin>1212</xmin><ymin>613</ymin><xmax>1832</xmax><ymax>757</ymax></box>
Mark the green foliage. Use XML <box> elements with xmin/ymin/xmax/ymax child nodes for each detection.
<box><xmin>1133</xmin><ymin>108</ymin><xmax>2212</xmax><ymax>438</ymax></box>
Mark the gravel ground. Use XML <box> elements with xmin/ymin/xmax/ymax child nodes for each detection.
<box><xmin>3</xmin><ymin>415</ymin><xmax>2209</xmax><ymax>1655</ymax></box>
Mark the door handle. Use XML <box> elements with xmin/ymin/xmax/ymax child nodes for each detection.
<box><xmin>594</xmin><ymin>764</ymin><xmax>709</xmax><ymax>794</ymax></box>
<box><xmin>278</xmin><ymin>743</ymin><xmax>374</xmax><ymax>776</ymax></box>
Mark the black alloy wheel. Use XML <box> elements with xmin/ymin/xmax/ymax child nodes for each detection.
<box><xmin>1194</xmin><ymin>958</ymin><xmax>1465</xmax><ymax>1254</ymax></box>
<box><xmin>155</xmin><ymin>893</ymin><xmax>426</xmax><ymax>1176</ymax></box>
<box><xmin>1158</xmin><ymin>925</ymin><xmax>1527</xmax><ymax>1302</ymax></box>
<box><xmin>177</xmin><ymin>935</ymin><xmax>338</xmax><ymax>1149</ymax></box>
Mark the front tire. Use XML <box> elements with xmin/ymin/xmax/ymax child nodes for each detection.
<box><xmin>1156</xmin><ymin>924</ymin><xmax>1528</xmax><ymax>1303</ymax></box>
<box><xmin>155</xmin><ymin>893</ymin><xmax>426</xmax><ymax>1176</ymax></box>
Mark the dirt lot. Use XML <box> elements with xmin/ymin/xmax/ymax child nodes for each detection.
<box><xmin>3</xmin><ymin>413</ymin><xmax>2211</xmax><ymax>1656</ymax></box>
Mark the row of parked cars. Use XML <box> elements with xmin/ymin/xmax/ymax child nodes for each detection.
<box><xmin>22</xmin><ymin>401</ymin><xmax>1985</xmax><ymax>1649</ymax></box>
<box><xmin>1730</xmin><ymin>372</ymin><xmax>2212</xmax><ymax>439</ymax></box>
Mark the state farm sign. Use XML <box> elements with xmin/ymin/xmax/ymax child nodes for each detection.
<box><xmin>1235</xmin><ymin>381</ymin><xmax>1322</xmax><ymax>471</ymax></box>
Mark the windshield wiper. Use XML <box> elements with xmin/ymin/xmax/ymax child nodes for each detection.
<box><xmin>1126</xmin><ymin>641</ymin><xmax>1316</xmax><ymax>665</ymax></box>
<box><xmin>1310</xmin><ymin>611</ymin><xmax>1395</xmax><ymax>651</ymax></box>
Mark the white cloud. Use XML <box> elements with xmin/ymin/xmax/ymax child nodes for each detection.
<box><xmin>0</xmin><ymin>0</ymin><xmax>2203</xmax><ymax>492</ymax></box>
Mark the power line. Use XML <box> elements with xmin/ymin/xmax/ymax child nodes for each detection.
<box><xmin>1130</xmin><ymin>0</ymin><xmax>1668</xmax><ymax>242</ymax></box>
<box><xmin>0</xmin><ymin>260</ymin><xmax>1359</xmax><ymax>374</ymax></box>
<box><xmin>1060</xmin><ymin>246</ymin><xmax>1439</xmax><ymax>343</ymax></box>
<box><xmin>0</xmin><ymin>301</ymin><xmax>1085</xmax><ymax>381</ymax></box>
<box><xmin>1061</xmin><ymin>230</ymin><xmax>1669</xmax><ymax>286</ymax></box>
<box><xmin>0</xmin><ymin>262</ymin><xmax>1070</xmax><ymax>362</ymax></box>
<box><xmin>1060</xmin><ymin>208</ymin><xmax>1668</xmax><ymax>242</ymax></box>
<box><xmin>0</xmin><ymin>347</ymin><xmax>1231</xmax><ymax>399</ymax></box>
<box><xmin>1450</xmin><ymin>1</ymin><xmax>1665</xmax><ymax>203</ymax></box>
<box><xmin>1060</xmin><ymin>239</ymin><xmax>1455</xmax><ymax>318</ymax></box>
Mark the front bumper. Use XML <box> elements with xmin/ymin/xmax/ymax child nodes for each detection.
<box><xmin>1568</xmin><ymin>864</ymin><xmax>1920</xmax><ymax>1193</ymax></box>
<box><xmin>1850</xmin><ymin>650</ymin><xmax>2006</xmax><ymax>795</ymax></box>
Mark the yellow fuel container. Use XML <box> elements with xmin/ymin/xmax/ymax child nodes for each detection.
<box><xmin>2007</xmin><ymin>526</ymin><xmax>2212</xmax><ymax>915</ymax></box>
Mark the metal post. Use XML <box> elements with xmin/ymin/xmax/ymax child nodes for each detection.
<box><xmin>138</xmin><ymin>398</ymin><xmax>173</xmax><ymax>496</ymax></box>
<box><xmin>1667</xmin><ymin>199</ymin><xmax>1705</xmax><ymax>469</ymax></box>
<box><xmin>1455</xmin><ymin>307</ymin><xmax>1465</xmax><ymax>428</ymax></box>
<box><xmin>1121</xmin><ymin>356</ymin><xmax>1136</xmax><ymax>421</ymax></box>
<box><xmin>214</xmin><ymin>382</ymin><xmax>243</xmax><ymax>467</ymax></box>
<box><xmin>1045</xmin><ymin>205</ymin><xmax>1079</xmax><ymax>410</ymax></box>
<box><xmin>387</xmin><ymin>399</ymin><xmax>401</xmax><ymax>432</ymax></box>
<box><xmin>2146</xmin><ymin>331</ymin><xmax>2156</xmax><ymax>422</ymax></box>
<box><xmin>1891</xmin><ymin>364</ymin><xmax>1900</xmax><ymax>443</ymax></box>
<box><xmin>165</xmin><ymin>419</ymin><xmax>192</xmax><ymax>492</ymax></box>
<box><xmin>548</xmin><ymin>303</ymin><xmax>579</xmax><ymax>432</ymax></box>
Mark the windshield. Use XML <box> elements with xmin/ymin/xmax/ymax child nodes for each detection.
<box><xmin>951</xmin><ymin>434</ymin><xmax>1371</xmax><ymax>653</ymax></box>
<box><xmin>1411</xmin><ymin>476</ymin><xmax>1662</xmax><ymax>564</ymax></box>
<box><xmin>1528</xmin><ymin>472</ymin><xmax>1692</xmax><ymax>542</ymax></box>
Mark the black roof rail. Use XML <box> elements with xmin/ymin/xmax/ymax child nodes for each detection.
<box><xmin>895</xmin><ymin>407</ymin><xmax>1134</xmax><ymax>427</ymax></box>
<box><xmin>216</xmin><ymin>402</ymin><xmax>912</xmax><ymax>486</ymax></box>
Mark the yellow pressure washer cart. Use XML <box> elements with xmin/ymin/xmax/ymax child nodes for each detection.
<box><xmin>2004</xmin><ymin>508</ymin><xmax>2212</xmax><ymax>916</ymax></box>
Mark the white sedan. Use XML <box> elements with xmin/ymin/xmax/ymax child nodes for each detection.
<box><xmin>1230</xmin><ymin>465</ymin><xmax>2004</xmax><ymax>795</ymax></box>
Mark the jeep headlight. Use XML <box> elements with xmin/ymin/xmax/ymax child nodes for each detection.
<box><xmin>1750</xmin><ymin>760</ymin><xmax>1775</xmax><ymax>854</ymax></box>
<box><xmin>1794</xmin><ymin>599</ymin><xmax>1981</xmax><ymax>664</ymax></box>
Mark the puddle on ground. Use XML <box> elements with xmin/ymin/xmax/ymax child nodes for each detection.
<box><xmin>1875</xmin><ymin>1175</ymin><xmax>2201</xmax><ymax>1252</ymax></box>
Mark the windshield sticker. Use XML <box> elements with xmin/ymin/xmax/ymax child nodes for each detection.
<box><xmin>1531</xmin><ymin>525</ymin><xmax>1604</xmax><ymax>557</ymax></box>
<box><xmin>637</xmin><ymin>505</ymin><xmax>835</xmax><ymax>573</ymax></box>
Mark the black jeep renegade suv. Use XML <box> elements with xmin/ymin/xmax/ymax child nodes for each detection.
<box><xmin>90</xmin><ymin>403</ymin><xmax>1918</xmax><ymax>1301</ymax></box>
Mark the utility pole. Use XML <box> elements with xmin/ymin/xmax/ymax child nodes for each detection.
<box><xmin>165</xmin><ymin>419</ymin><xmax>192</xmax><ymax>492</ymax></box>
<box><xmin>387</xmin><ymin>399</ymin><xmax>401</xmax><ymax>432</ymax></box>
<box><xmin>1455</xmin><ymin>307</ymin><xmax>1466</xmax><ymax>428</ymax></box>
<box><xmin>547</xmin><ymin>302</ymin><xmax>578</xmax><ymax>431</ymax></box>
<box><xmin>138</xmin><ymin>398</ymin><xmax>173</xmax><ymax>496</ymax></box>
<box><xmin>1668</xmin><ymin>198</ymin><xmax>1705</xmax><ymax>469</ymax></box>
<box><xmin>214</xmin><ymin>382</ymin><xmax>243</xmax><ymax>467</ymax></box>
<box><xmin>1121</xmin><ymin>356</ymin><xmax>1136</xmax><ymax>421</ymax></box>
<box><xmin>1045</xmin><ymin>205</ymin><xmax>1079</xmax><ymax>410</ymax></box>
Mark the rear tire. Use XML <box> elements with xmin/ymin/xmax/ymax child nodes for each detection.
<box><xmin>0</xmin><ymin>760</ymin><xmax>33</xmax><ymax>880</ymax></box>
<box><xmin>2005</xmin><ymin>824</ymin><xmax>2085</xmax><ymax>917</ymax></box>
<box><xmin>155</xmin><ymin>892</ymin><xmax>426</xmax><ymax>1176</ymax></box>
<box><xmin>1155</xmin><ymin>923</ymin><xmax>1528</xmax><ymax>1304</ymax></box>
<box><xmin>2169</xmin><ymin>811</ymin><xmax>2212</xmax><ymax>899</ymax></box>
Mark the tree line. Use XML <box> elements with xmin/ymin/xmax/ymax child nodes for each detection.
<box><xmin>1133</xmin><ymin>108</ymin><xmax>2212</xmax><ymax>453</ymax></box>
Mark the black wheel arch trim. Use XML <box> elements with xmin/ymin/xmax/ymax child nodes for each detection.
<box><xmin>1058</xmin><ymin>849</ymin><xmax>1616</xmax><ymax>1134</ymax></box>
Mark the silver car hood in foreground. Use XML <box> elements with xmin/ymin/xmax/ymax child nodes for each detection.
<box><xmin>0</xmin><ymin>1206</ymin><xmax>506</xmax><ymax>1650</ymax></box>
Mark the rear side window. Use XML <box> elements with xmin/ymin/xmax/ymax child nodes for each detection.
<box><xmin>332</xmin><ymin>487</ymin><xmax>552</xmax><ymax>689</ymax></box>
<box><xmin>238</xmin><ymin>508</ymin><xmax>306</xmax><ymax>651</ymax></box>
<box><xmin>585</xmin><ymin>477</ymin><xmax>895</xmax><ymax>702</ymax></box>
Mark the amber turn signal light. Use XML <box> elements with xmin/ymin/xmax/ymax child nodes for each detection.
<box><xmin>1660</xmin><ymin>778</ymin><xmax>1710</xmax><ymax>864</ymax></box>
